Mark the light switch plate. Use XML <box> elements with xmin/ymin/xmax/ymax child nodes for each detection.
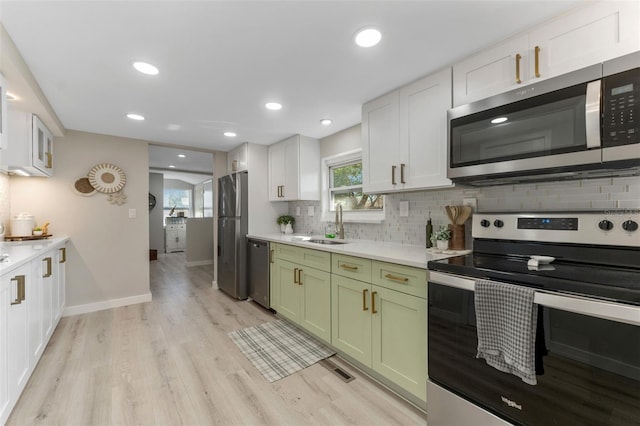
<box><xmin>399</xmin><ymin>201</ymin><xmax>409</xmax><ymax>217</ymax></box>
<box><xmin>296</xmin><ymin>206</ymin><xmax>301</xmax><ymax>216</ymax></box>
<box><xmin>308</xmin><ymin>206</ymin><xmax>315</xmax><ymax>216</ymax></box>
<box><xmin>128</xmin><ymin>208</ymin><xmax>137</xmax><ymax>218</ymax></box>
<box><xmin>463</xmin><ymin>198</ymin><xmax>477</xmax><ymax>210</ymax></box>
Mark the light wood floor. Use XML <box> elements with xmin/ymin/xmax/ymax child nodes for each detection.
<box><xmin>8</xmin><ymin>252</ymin><xmax>427</xmax><ymax>425</ymax></box>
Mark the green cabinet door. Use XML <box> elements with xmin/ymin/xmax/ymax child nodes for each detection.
<box><xmin>273</xmin><ymin>259</ymin><xmax>301</xmax><ymax>322</ymax></box>
<box><xmin>371</xmin><ymin>285</ymin><xmax>426</xmax><ymax>401</ymax></box>
<box><xmin>299</xmin><ymin>267</ymin><xmax>331</xmax><ymax>342</ymax></box>
<box><xmin>331</xmin><ymin>275</ymin><xmax>372</xmax><ymax>366</ymax></box>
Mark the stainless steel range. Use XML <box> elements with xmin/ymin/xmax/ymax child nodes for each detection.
<box><xmin>427</xmin><ymin>211</ymin><xmax>640</xmax><ymax>426</ymax></box>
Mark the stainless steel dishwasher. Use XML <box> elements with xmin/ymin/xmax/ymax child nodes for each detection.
<box><xmin>247</xmin><ymin>238</ymin><xmax>270</xmax><ymax>309</ymax></box>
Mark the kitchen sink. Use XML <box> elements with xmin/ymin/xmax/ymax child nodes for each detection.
<box><xmin>308</xmin><ymin>239</ymin><xmax>348</xmax><ymax>245</ymax></box>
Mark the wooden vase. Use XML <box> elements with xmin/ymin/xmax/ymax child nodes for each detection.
<box><xmin>449</xmin><ymin>224</ymin><xmax>465</xmax><ymax>250</ymax></box>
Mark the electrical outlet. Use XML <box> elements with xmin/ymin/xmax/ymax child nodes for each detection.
<box><xmin>308</xmin><ymin>206</ymin><xmax>315</xmax><ymax>216</ymax></box>
<box><xmin>128</xmin><ymin>208</ymin><xmax>137</xmax><ymax>218</ymax></box>
<box><xmin>296</xmin><ymin>206</ymin><xmax>301</xmax><ymax>216</ymax></box>
<box><xmin>399</xmin><ymin>201</ymin><xmax>409</xmax><ymax>217</ymax></box>
<box><xmin>463</xmin><ymin>198</ymin><xmax>477</xmax><ymax>210</ymax></box>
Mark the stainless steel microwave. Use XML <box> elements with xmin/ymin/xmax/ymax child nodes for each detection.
<box><xmin>447</xmin><ymin>51</ymin><xmax>640</xmax><ymax>186</ymax></box>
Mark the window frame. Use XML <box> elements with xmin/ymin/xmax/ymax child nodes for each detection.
<box><xmin>321</xmin><ymin>149</ymin><xmax>385</xmax><ymax>223</ymax></box>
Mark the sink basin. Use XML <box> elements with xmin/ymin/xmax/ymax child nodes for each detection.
<box><xmin>308</xmin><ymin>239</ymin><xmax>348</xmax><ymax>245</ymax></box>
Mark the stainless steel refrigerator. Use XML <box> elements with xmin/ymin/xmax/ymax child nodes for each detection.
<box><xmin>217</xmin><ymin>171</ymin><xmax>248</xmax><ymax>299</ymax></box>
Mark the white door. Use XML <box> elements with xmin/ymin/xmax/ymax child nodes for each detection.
<box><xmin>399</xmin><ymin>68</ymin><xmax>453</xmax><ymax>190</ymax></box>
<box><xmin>362</xmin><ymin>91</ymin><xmax>400</xmax><ymax>193</ymax></box>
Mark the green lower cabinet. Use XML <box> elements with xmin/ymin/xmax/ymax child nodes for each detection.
<box><xmin>273</xmin><ymin>259</ymin><xmax>301</xmax><ymax>322</ymax></box>
<box><xmin>331</xmin><ymin>274</ymin><xmax>427</xmax><ymax>402</ymax></box>
<box><xmin>372</xmin><ymin>286</ymin><xmax>427</xmax><ymax>402</ymax></box>
<box><xmin>298</xmin><ymin>267</ymin><xmax>331</xmax><ymax>342</ymax></box>
<box><xmin>331</xmin><ymin>275</ymin><xmax>372</xmax><ymax>366</ymax></box>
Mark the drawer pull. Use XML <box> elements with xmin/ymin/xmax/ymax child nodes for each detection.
<box><xmin>269</xmin><ymin>249</ymin><xmax>274</xmax><ymax>264</ymax></box>
<box><xmin>10</xmin><ymin>275</ymin><xmax>26</xmax><ymax>305</ymax></box>
<box><xmin>43</xmin><ymin>257</ymin><xmax>52</xmax><ymax>278</ymax></box>
<box><xmin>362</xmin><ymin>289</ymin><xmax>369</xmax><ymax>311</ymax></box>
<box><xmin>515</xmin><ymin>53</ymin><xmax>522</xmax><ymax>84</ymax></box>
<box><xmin>385</xmin><ymin>273</ymin><xmax>408</xmax><ymax>283</ymax></box>
<box><xmin>340</xmin><ymin>263</ymin><xmax>359</xmax><ymax>271</ymax></box>
<box><xmin>534</xmin><ymin>45</ymin><xmax>541</xmax><ymax>78</ymax></box>
<box><xmin>298</xmin><ymin>268</ymin><xmax>303</xmax><ymax>285</ymax></box>
<box><xmin>371</xmin><ymin>291</ymin><xmax>378</xmax><ymax>314</ymax></box>
<box><xmin>59</xmin><ymin>247</ymin><xmax>67</xmax><ymax>263</ymax></box>
<box><xmin>294</xmin><ymin>268</ymin><xmax>299</xmax><ymax>284</ymax></box>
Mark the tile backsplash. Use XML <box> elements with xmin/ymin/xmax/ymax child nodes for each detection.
<box><xmin>289</xmin><ymin>176</ymin><xmax>640</xmax><ymax>247</ymax></box>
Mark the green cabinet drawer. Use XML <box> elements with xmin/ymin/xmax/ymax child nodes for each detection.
<box><xmin>332</xmin><ymin>254</ymin><xmax>372</xmax><ymax>282</ymax></box>
<box><xmin>371</xmin><ymin>261</ymin><xmax>427</xmax><ymax>299</ymax></box>
<box><xmin>274</xmin><ymin>243</ymin><xmax>331</xmax><ymax>271</ymax></box>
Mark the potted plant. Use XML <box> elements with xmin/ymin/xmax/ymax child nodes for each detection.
<box><xmin>277</xmin><ymin>215</ymin><xmax>295</xmax><ymax>234</ymax></box>
<box><xmin>431</xmin><ymin>226</ymin><xmax>451</xmax><ymax>249</ymax></box>
<box><xmin>32</xmin><ymin>227</ymin><xmax>43</xmax><ymax>236</ymax></box>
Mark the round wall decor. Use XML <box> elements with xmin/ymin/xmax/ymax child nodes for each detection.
<box><xmin>88</xmin><ymin>163</ymin><xmax>126</xmax><ymax>194</ymax></box>
<box><xmin>72</xmin><ymin>177</ymin><xmax>97</xmax><ymax>196</ymax></box>
<box><xmin>149</xmin><ymin>193</ymin><xmax>157</xmax><ymax>211</ymax></box>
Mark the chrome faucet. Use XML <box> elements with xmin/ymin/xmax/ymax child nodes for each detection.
<box><xmin>336</xmin><ymin>204</ymin><xmax>345</xmax><ymax>239</ymax></box>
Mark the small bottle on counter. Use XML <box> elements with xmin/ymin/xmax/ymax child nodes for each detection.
<box><xmin>426</xmin><ymin>211</ymin><xmax>433</xmax><ymax>248</ymax></box>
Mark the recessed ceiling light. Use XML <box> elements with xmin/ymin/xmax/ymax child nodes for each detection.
<box><xmin>6</xmin><ymin>92</ymin><xmax>17</xmax><ymax>101</ymax></box>
<box><xmin>491</xmin><ymin>117</ymin><xmax>508</xmax><ymax>124</ymax></box>
<box><xmin>168</xmin><ymin>165</ymin><xmax>176</xmax><ymax>168</ymax></box>
<box><xmin>265</xmin><ymin>102</ymin><xmax>282</xmax><ymax>111</ymax></box>
<box><xmin>126</xmin><ymin>113</ymin><xmax>145</xmax><ymax>121</ymax></box>
<box><xmin>354</xmin><ymin>27</ymin><xmax>382</xmax><ymax>48</ymax></box>
<box><xmin>320</xmin><ymin>119</ymin><xmax>333</xmax><ymax>126</ymax></box>
<box><xmin>133</xmin><ymin>61</ymin><xmax>159</xmax><ymax>75</ymax></box>
<box><xmin>224</xmin><ymin>132</ymin><xmax>237</xmax><ymax>137</ymax></box>
<box><xmin>177</xmin><ymin>154</ymin><xmax>186</xmax><ymax>158</ymax></box>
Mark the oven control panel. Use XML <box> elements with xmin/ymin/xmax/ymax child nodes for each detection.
<box><xmin>473</xmin><ymin>211</ymin><xmax>640</xmax><ymax>246</ymax></box>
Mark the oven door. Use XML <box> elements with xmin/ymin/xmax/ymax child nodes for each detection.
<box><xmin>447</xmin><ymin>64</ymin><xmax>603</xmax><ymax>183</ymax></box>
<box><xmin>428</xmin><ymin>272</ymin><xmax>640</xmax><ymax>426</ymax></box>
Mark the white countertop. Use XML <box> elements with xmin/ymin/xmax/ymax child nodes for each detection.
<box><xmin>0</xmin><ymin>237</ymin><xmax>70</xmax><ymax>276</ymax></box>
<box><xmin>247</xmin><ymin>234</ymin><xmax>469</xmax><ymax>269</ymax></box>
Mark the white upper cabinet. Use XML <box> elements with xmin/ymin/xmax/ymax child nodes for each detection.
<box><xmin>363</xmin><ymin>69</ymin><xmax>452</xmax><ymax>194</ymax></box>
<box><xmin>268</xmin><ymin>134</ymin><xmax>320</xmax><ymax>201</ymax></box>
<box><xmin>0</xmin><ymin>73</ymin><xmax>7</xmax><ymax>154</ymax></box>
<box><xmin>453</xmin><ymin>1</ymin><xmax>640</xmax><ymax>106</ymax></box>
<box><xmin>4</xmin><ymin>109</ymin><xmax>54</xmax><ymax>176</ymax></box>
<box><xmin>227</xmin><ymin>143</ymin><xmax>248</xmax><ymax>173</ymax></box>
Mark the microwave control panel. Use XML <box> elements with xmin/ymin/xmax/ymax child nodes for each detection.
<box><xmin>603</xmin><ymin>68</ymin><xmax>639</xmax><ymax>146</ymax></box>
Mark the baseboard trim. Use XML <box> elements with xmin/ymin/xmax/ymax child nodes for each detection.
<box><xmin>186</xmin><ymin>260</ymin><xmax>213</xmax><ymax>267</ymax></box>
<box><xmin>212</xmin><ymin>280</ymin><xmax>218</xmax><ymax>289</ymax></box>
<box><xmin>62</xmin><ymin>293</ymin><xmax>153</xmax><ymax>317</ymax></box>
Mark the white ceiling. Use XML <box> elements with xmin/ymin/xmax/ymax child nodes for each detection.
<box><xmin>1</xmin><ymin>0</ymin><xmax>583</xmax><ymax>153</ymax></box>
<box><xmin>148</xmin><ymin>145</ymin><xmax>214</xmax><ymax>184</ymax></box>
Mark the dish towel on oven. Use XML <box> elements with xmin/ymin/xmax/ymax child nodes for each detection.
<box><xmin>475</xmin><ymin>279</ymin><xmax>538</xmax><ymax>385</ymax></box>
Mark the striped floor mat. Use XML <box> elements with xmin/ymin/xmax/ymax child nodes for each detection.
<box><xmin>229</xmin><ymin>320</ymin><xmax>335</xmax><ymax>382</ymax></box>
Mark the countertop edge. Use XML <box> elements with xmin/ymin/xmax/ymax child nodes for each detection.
<box><xmin>0</xmin><ymin>236</ymin><xmax>70</xmax><ymax>276</ymax></box>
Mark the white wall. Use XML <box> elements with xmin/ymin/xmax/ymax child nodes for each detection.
<box><xmin>10</xmin><ymin>129</ymin><xmax>150</xmax><ymax>313</ymax></box>
<box><xmin>246</xmin><ymin>143</ymin><xmax>287</xmax><ymax>235</ymax></box>
<box><xmin>186</xmin><ymin>217</ymin><xmax>214</xmax><ymax>266</ymax></box>
<box><xmin>149</xmin><ymin>172</ymin><xmax>164</xmax><ymax>253</ymax></box>
<box><xmin>320</xmin><ymin>124</ymin><xmax>361</xmax><ymax>158</ymax></box>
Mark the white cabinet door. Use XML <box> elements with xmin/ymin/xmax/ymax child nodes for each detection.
<box><xmin>31</xmin><ymin>115</ymin><xmax>54</xmax><ymax>176</ymax></box>
<box><xmin>227</xmin><ymin>143</ymin><xmax>248</xmax><ymax>173</ymax></box>
<box><xmin>41</xmin><ymin>254</ymin><xmax>54</xmax><ymax>341</ymax></box>
<box><xmin>453</xmin><ymin>35</ymin><xmax>529</xmax><ymax>107</ymax></box>
<box><xmin>55</xmin><ymin>245</ymin><xmax>67</xmax><ymax>322</ymax></box>
<box><xmin>268</xmin><ymin>142</ymin><xmax>286</xmax><ymax>201</ymax></box>
<box><xmin>529</xmin><ymin>1</ymin><xmax>640</xmax><ymax>82</ymax></box>
<box><xmin>28</xmin><ymin>259</ymin><xmax>43</xmax><ymax>369</ymax></box>
<box><xmin>6</xmin><ymin>265</ymin><xmax>30</xmax><ymax>413</ymax></box>
<box><xmin>282</xmin><ymin>136</ymin><xmax>300</xmax><ymax>201</ymax></box>
<box><xmin>399</xmin><ymin>69</ymin><xmax>453</xmax><ymax>190</ymax></box>
<box><xmin>0</xmin><ymin>272</ymin><xmax>10</xmax><ymax>424</ymax></box>
<box><xmin>362</xmin><ymin>91</ymin><xmax>400</xmax><ymax>193</ymax></box>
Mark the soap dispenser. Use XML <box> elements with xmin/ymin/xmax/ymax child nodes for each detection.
<box><xmin>426</xmin><ymin>211</ymin><xmax>433</xmax><ymax>248</ymax></box>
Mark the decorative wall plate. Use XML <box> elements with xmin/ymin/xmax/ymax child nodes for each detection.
<box><xmin>72</xmin><ymin>177</ymin><xmax>97</xmax><ymax>196</ymax></box>
<box><xmin>88</xmin><ymin>163</ymin><xmax>126</xmax><ymax>194</ymax></box>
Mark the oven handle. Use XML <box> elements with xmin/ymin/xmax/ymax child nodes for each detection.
<box><xmin>429</xmin><ymin>271</ymin><xmax>640</xmax><ymax>327</ymax></box>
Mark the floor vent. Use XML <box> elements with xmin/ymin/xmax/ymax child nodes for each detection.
<box><xmin>320</xmin><ymin>358</ymin><xmax>355</xmax><ymax>383</ymax></box>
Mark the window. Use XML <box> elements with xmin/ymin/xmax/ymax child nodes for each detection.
<box><xmin>164</xmin><ymin>188</ymin><xmax>191</xmax><ymax>219</ymax></box>
<box><xmin>322</xmin><ymin>149</ymin><xmax>384</xmax><ymax>223</ymax></box>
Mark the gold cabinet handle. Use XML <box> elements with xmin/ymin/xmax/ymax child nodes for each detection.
<box><xmin>363</xmin><ymin>289</ymin><xmax>369</xmax><ymax>311</ymax></box>
<box><xmin>46</xmin><ymin>152</ymin><xmax>53</xmax><ymax>168</ymax></box>
<box><xmin>400</xmin><ymin>163</ymin><xmax>406</xmax><ymax>184</ymax></box>
<box><xmin>10</xmin><ymin>275</ymin><xmax>26</xmax><ymax>305</ymax></box>
<box><xmin>371</xmin><ymin>291</ymin><xmax>378</xmax><ymax>314</ymax></box>
<box><xmin>534</xmin><ymin>46</ymin><xmax>541</xmax><ymax>78</ymax></box>
<box><xmin>43</xmin><ymin>257</ymin><xmax>52</xmax><ymax>278</ymax></box>
<box><xmin>385</xmin><ymin>273</ymin><xmax>409</xmax><ymax>283</ymax></box>
<box><xmin>293</xmin><ymin>268</ymin><xmax>299</xmax><ymax>284</ymax></box>
<box><xmin>515</xmin><ymin>53</ymin><xmax>522</xmax><ymax>84</ymax></box>
<box><xmin>59</xmin><ymin>247</ymin><xmax>66</xmax><ymax>263</ymax></box>
<box><xmin>298</xmin><ymin>268</ymin><xmax>303</xmax><ymax>285</ymax></box>
<box><xmin>269</xmin><ymin>249</ymin><xmax>274</xmax><ymax>264</ymax></box>
<box><xmin>391</xmin><ymin>165</ymin><xmax>397</xmax><ymax>185</ymax></box>
<box><xmin>339</xmin><ymin>263</ymin><xmax>358</xmax><ymax>271</ymax></box>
